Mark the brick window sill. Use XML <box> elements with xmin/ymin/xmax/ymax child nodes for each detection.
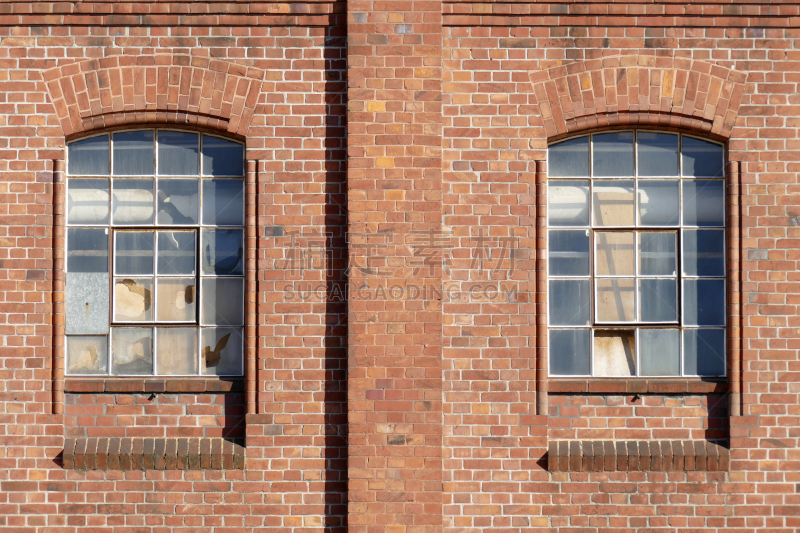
<box><xmin>549</xmin><ymin>378</ymin><xmax>728</xmax><ymax>394</ymax></box>
<box><xmin>64</xmin><ymin>378</ymin><xmax>244</xmax><ymax>394</ymax></box>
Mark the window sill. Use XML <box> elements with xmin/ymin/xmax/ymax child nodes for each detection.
<box><xmin>64</xmin><ymin>377</ymin><xmax>244</xmax><ymax>394</ymax></box>
<box><xmin>549</xmin><ymin>378</ymin><xmax>727</xmax><ymax>394</ymax></box>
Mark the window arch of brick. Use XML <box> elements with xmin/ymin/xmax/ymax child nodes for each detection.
<box><xmin>43</xmin><ymin>54</ymin><xmax>265</xmax><ymax>138</ymax></box>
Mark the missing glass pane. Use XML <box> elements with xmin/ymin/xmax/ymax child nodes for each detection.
<box><xmin>112</xmin><ymin>179</ymin><xmax>155</xmax><ymax>225</ymax></box>
<box><xmin>111</xmin><ymin>327</ymin><xmax>153</xmax><ymax>375</ymax></box>
<box><xmin>157</xmin><ymin>231</ymin><xmax>196</xmax><ymax>275</ymax></box>
<box><xmin>683</xmin><ymin>279</ymin><xmax>725</xmax><ymax>326</ymax></box>
<box><xmin>637</xmin><ymin>132</ymin><xmax>679</xmax><ymax>177</ymax></box>
<box><xmin>156</xmin><ymin>278</ymin><xmax>196</xmax><ymax>322</ymax></box>
<box><xmin>549</xmin><ymin>329</ymin><xmax>591</xmax><ymax>375</ymax></box>
<box><xmin>113</xmin><ymin>130</ymin><xmax>154</xmax><ymax>176</ymax></box>
<box><xmin>115</xmin><ymin>231</ymin><xmax>154</xmax><ymax>275</ymax></box>
<box><xmin>68</xmin><ymin>135</ymin><xmax>109</xmax><ymax>176</ymax></box>
<box><xmin>201</xmin><ymin>229</ymin><xmax>244</xmax><ymax>276</ymax></box>
<box><xmin>156</xmin><ymin>328</ymin><xmax>197</xmax><ymax>375</ymax></box>
<box><xmin>548</xmin><ymin>181</ymin><xmax>590</xmax><ymax>226</ymax></box>
<box><xmin>638</xmin><ymin>180</ymin><xmax>679</xmax><ymax>226</ymax></box>
<box><xmin>639</xmin><ymin>328</ymin><xmax>680</xmax><ymax>376</ymax></box>
<box><xmin>201</xmin><ymin>278</ymin><xmax>245</xmax><ymax>326</ymax></box>
<box><xmin>549</xmin><ymin>279</ymin><xmax>591</xmax><ymax>326</ymax></box>
<box><xmin>595</xmin><ymin>232</ymin><xmax>635</xmax><ymax>276</ymax></box>
<box><xmin>201</xmin><ymin>327</ymin><xmax>244</xmax><ymax>375</ymax></box>
<box><xmin>596</xmin><ymin>278</ymin><xmax>635</xmax><ymax>322</ymax></box>
<box><xmin>593</xmin><ymin>181</ymin><xmax>634</xmax><ymax>226</ymax></box>
<box><xmin>67</xmin><ymin>179</ymin><xmax>110</xmax><ymax>225</ymax></box>
<box><xmin>593</xmin><ymin>330</ymin><xmax>635</xmax><ymax>377</ymax></box>
<box><xmin>548</xmin><ymin>137</ymin><xmax>589</xmax><ymax>177</ymax></box>
<box><xmin>592</xmin><ymin>132</ymin><xmax>634</xmax><ymax>177</ymax></box>
<box><xmin>158</xmin><ymin>131</ymin><xmax>199</xmax><ymax>176</ymax></box>
<box><xmin>201</xmin><ymin>180</ymin><xmax>244</xmax><ymax>226</ymax></box>
<box><xmin>66</xmin><ymin>336</ymin><xmax>108</xmax><ymax>375</ymax></box>
<box><xmin>114</xmin><ymin>277</ymin><xmax>154</xmax><ymax>322</ymax></box>
<box><xmin>639</xmin><ymin>232</ymin><xmax>677</xmax><ymax>276</ymax></box>
<box><xmin>682</xmin><ymin>229</ymin><xmax>725</xmax><ymax>277</ymax></box>
<box><xmin>157</xmin><ymin>179</ymin><xmax>199</xmax><ymax>225</ymax></box>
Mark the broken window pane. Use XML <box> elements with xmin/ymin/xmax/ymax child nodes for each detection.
<box><xmin>549</xmin><ymin>136</ymin><xmax>589</xmax><ymax>177</ymax></box>
<box><xmin>638</xmin><ymin>180</ymin><xmax>679</xmax><ymax>226</ymax></box>
<box><xmin>548</xmin><ymin>180</ymin><xmax>590</xmax><ymax>226</ymax></box>
<box><xmin>639</xmin><ymin>232</ymin><xmax>677</xmax><ymax>276</ymax></box>
<box><xmin>111</xmin><ymin>327</ymin><xmax>153</xmax><ymax>375</ymax></box>
<box><xmin>113</xmin><ymin>130</ymin><xmax>154</xmax><ymax>176</ymax></box>
<box><xmin>639</xmin><ymin>278</ymin><xmax>677</xmax><ymax>322</ymax></box>
<box><xmin>201</xmin><ymin>179</ymin><xmax>244</xmax><ymax>226</ymax></box>
<box><xmin>156</xmin><ymin>278</ymin><xmax>196</xmax><ymax>322</ymax></box>
<box><xmin>68</xmin><ymin>135</ymin><xmax>109</xmax><ymax>176</ymax></box>
<box><xmin>201</xmin><ymin>327</ymin><xmax>244</xmax><ymax>376</ymax></box>
<box><xmin>112</xmin><ymin>179</ymin><xmax>155</xmax><ymax>225</ymax></box>
<box><xmin>637</xmin><ymin>132</ymin><xmax>679</xmax><ymax>177</ymax></box>
<box><xmin>639</xmin><ymin>328</ymin><xmax>680</xmax><ymax>376</ymax></box>
<box><xmin>66</xmin><ymin>336</ymin><xmax>108</xmax><ymax>375</ymax></box>
<box><xmin>682</xmin><ymin>137</ymin><xmax>724</xmax><ymax>178</ymax></box>
<box><xmin>115</xmin><ymin>231</ymin><xmax>154</xmax><ymax>275</ymax></box>
<box><xmin>683</xmin><ymin>279</ymin><xmax>725</xmax><ymax>326</ymax></box>
<box><xmin>156</xmin><ymin>327</ymin><xmax>197</xmax><ymax>375</ymax></box>
<box><xmin>157</xmin><ymin>231</ymin><xmax>196</xmax><ymax>275</ymax></box>
<box><xmin>683</xmin><ymin>180</ymin><xmax>724</xmax><ymax>227</ymax></box>
<box><xmin>549</xmin><ymin>329</ymin><xmax>591</xmax><ymax>375</ymax></box>
<box><xmin>592</xmin><ymin>132</ymin><xmax>634</xmax><ymax>177</ymax></box>
<box><xmin>548</xmin><ymin>229</ymin><xmax>590</xmax><ymax>276</ymax></box>
<box><xmin>595</xmin><ymin>232</ymin><xmax>635</xmax><ymax>276</ymax></box>
<box><xmin>67</xmin><ymin>228</ymin><xmax>108</xmax><ymax>273</ymax></box>
<box><xmin>202</xmin><ymin>135</ymin><xmax>244</xmax><ymax>176</ymax></box>
<box><xmin>158</xmin><ymin>131</ymin><xmax>199</xmax><ymax>176</ymax></box>
<box><xmin>201</xmin><ymin>278</ymin><xmax>244</xmax><ymax>325</ymax></box>
<box><xmin>67</xmin><ymin>179</ymin><xmax>110</xmax><ymax>225</ymax></box>
<box><xmin>114</xmin><ymin>277</ymin><xmax>154</xmax><ymax>322</ymax></box>
<box><xmin>593</xmin><ymin>330</ymin><xmax>635</xmax><ymax>377</ymax></box>
<box><xmin>683</xmin><ymin>328</ymin><xmax>725</xmax><ymax>376</ymax></box>
<box><xmin>201</xmin><ymin>229</ymin><xmax>244</xmax><ymax>275</ymax></box>
<box><xmin>682</xmin><ymin>229</ymin><xmax>725</xmax><ymax>277</ymax></box>
<box><xmin>549</xmin><ymin>279</ymin><xmax>591</xmax><ymax>326</ymax></box>
<box><xmin>157</xmin><ymin>179</ymin><xmax>199</xmax><ymax>225</ymax></box>
<box><xmin>593</xmin><ymin>180</ymin><xmax>634</xmax><ymax>226</ymax></box>
<box><xmin>596</xmin><ymin>278</ymin><xmax>635</xmax><ymax>322</ymax></box>
<box><xmin>66</xmin><ymin>272</ymin><xmax>110</xmax><ymax>334</ymax></box>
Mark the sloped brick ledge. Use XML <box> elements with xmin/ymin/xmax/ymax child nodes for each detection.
<box><xmin>63</xmin><ymin>437</ymin><xmax>245</xmax><ymax>471</ymax></box>
<box><xmin>548</xmin><ymin>440</ymin><xmax>729</xmax><ymax>472</ymax></box>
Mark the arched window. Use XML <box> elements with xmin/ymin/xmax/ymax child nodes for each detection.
<box><xmin>547</xmin><ymin>131</ymin><xmax>725</xmax><ymax>377</ymax></box>
<box><xmin>64</xmin><ymin>129</ymin><xmax>245</xmax><ymax>377</ymax></box>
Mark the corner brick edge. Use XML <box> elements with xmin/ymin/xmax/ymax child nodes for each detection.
<box><xmin>547</xmin><ymin>440</ymin><xmax>730</xmax><ymax>472</ymax></box>
<box><xmin>63</xmin><ymin>437</ymin><xmax>245</xmax><ymax>471</ymax></box>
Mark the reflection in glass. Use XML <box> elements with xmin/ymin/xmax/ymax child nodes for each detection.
<box><xmin>201</xmin><ymin>278</ymin><xmax>244</xmax><ymax>325</ymax></box>
<box><xmin>156</xmin><ymin>327</ymin><xmax>197</xmax><ymax>375</ymax></box>
<box><xmin>202</xmin><ymin>180</ymin><xmax>244</xmax><ymax>226</ymax></box>
<box><xmin>639</xmin><ymin>232</ymin><xmax>676</xmax><ymax>276</ymax></box>
<box><xmin>593</xmin><ymin>330</ymin><xmax>635</xmax><ymax>377</ymax></box>
<box><xmin>548</xmin><ymin>230</ymin><xmax>589</xmax><ymax>276</ymax></box>
<box><xmin>683</xmin><ymin>279</ymin><xmax>725</xmax><ymax>326</ymax></box>
<box><xmin>67</xmin><ymin>336</ymin><xmax>108</xmax><ymax>375</ymax></box>
<box><xmin>684</xmin><ymin>328</ymin><xmax>725</xmax><ymax>376</ymax></box>
<box><xmin>112</xmin><ymin>179</ymin><xmax>155</xmax><ymax>225</ymax></box>
<box><xmin>115</xmin><ymin>231</ymin><xmax>154</xmax><ymax>275</ymax></box>
<box><xmin>596</xmin><ymin>278</ymin><xmax>635</xmax><ymax>322</ymax></box>
<box><xmin>683</xmin><ymin>180</ymin><xmax>724</xmax><ymax>227</ymax></box>
<box><xmin>639</xmin><ymin>278</ymin><xmax>677</xmax><ymax>322</ymax></box>
<box><xmin>637</xmin><ymin>132</ymin><xmax>679</xmax><ymax>176</ymax></box>
<box><xmin>548</xmin><ymin>137</ymin><xmax>589</xmax><ymax>177</ymax></box>
<box><xmin>201</xmin><ymin>327</ymin><xmax>244</xmax><ymax>375</ymax></box>
<box><xmin>682</xmin><ymin>137</ymin><xmax>724</xmax><ymax>177</ymax></box>
<box><xmin>548</xmin><ymin>181</ymin><xmax>590</xmax><ymax>226</ymax></box>
<box><xmin>111</xmin><ymin>327</ymin><xmax>153</xmax><ymax>375</ymax></box>
<box><xmin>593</xmin><ymin>180</ymin><xmax>634</xmax><ymax>226</ymax></box>
<box><xmin>549</xmin><ymin>329</ymin><xmax>591</xmax><ymax>375</ymax></box>
<box><xmin>68</xmin><ymin>135</ymin><xmax>109</xmax><ymax>176</ymax></box>
<box><xmin>157</xmin><ymin>231</ymin><xmax>196</xmax><ymax>275</ymax></box>
<box><xmin>67</xmin><ymin>228</ymin><xmax>108</xmax><ymax>273</ymax></box>
<box><xmin>68</xmin><ymin>179</ymin><xmax>110</xmax><ymax>225</ymax></box>
<box><xmin>549</xmin><ymin>279</ymin><xmax>591</xmax><ymax>326</ymax></box>
<box><xmin>638</xmin><ymin>180</ymin><xmax>679</xmax><ymax>226</ymax></box>
<box><xmin>592</xmin><ymin>131</ymin><xmax>634</xmax><ymax>177</ymax></box>
<box><xmin>113</xmin><ymin>130</ymin><xmax>154</xmax><ymax>175</ymax></box>
<box><xmin>682</xmin><ymin>229</ymin><xmax>725</xmax><ymax>277</ymax></box>
<box><xmin>114</xmin><ymin>277</ymin><xmax>154</xmax><ymax>322</ymax></box>
<box><xmin>639</xmin><ymin>328</ymin><xmax>680</xmax><ymax>376</ymax></box>
<box><xmin>201</xmin><ymin>229</ymin><xmax>244</xmax><ymax>275</ymax></box>
<box><xmin>66</xmin><ymin>272</ymin><xmax>109</xmax><ymax>334</ymax></box>
<box><xmin>595</xmin><ymin>232</ymin><xmax>635</xmax><ymax>276</ymax></box>
<box><xmin>202</xmin><ymin>135</ymin><xmax>244</xmax><ymax>176</ymax></box>
<box><xmin>156</xmin><ymin>278</ymin><xmax>196</xmax><ymax>322</ymax></box>
<box><xmin>157</xmin><ymin>179</ymin><xmax>199</xmax><ymax>225</ymax></box>
<box><xmin>158</xmin><ymin>131</ymin><xmax>199</xmax><ymax>175</ymax></box>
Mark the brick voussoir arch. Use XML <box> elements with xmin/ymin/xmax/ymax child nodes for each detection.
<box><xmin>43</xmin><ymin>54</ymin><xmax>266</xmax><ymax>138</ymax></box>
<box><xmin>530</xmin><ymin>55</ymin><xmax>748</xmax><ymax>140</ymax></box>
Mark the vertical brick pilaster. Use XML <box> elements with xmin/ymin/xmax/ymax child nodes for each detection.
<box><xmin>347</xmin><ymin>0</ymin><xmax>443</xmax><ymax>531</ymax></box>
<box><xmin>535</xmin><ymin>159</ymin><xmax>547</xmax><ymax>416</ymax></box>
<box><xmin>245</xmin><ymin>160</ymin><xmax>258</xmax><ymax>415</ymax></box>
<box><xmin>727</xmin><ymin>160</ymin><xmax>742</xmax><ymax>418</ymax></box>
<box><xmin>52</xmin><ymin>159</ymin><xmax>65</xmax><ymax>415</ymax></box>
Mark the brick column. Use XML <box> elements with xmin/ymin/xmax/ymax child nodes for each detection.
<box><xmin>346</xmin><ymin>0</ymin><xmax>443</xmax><ymax>531</ymax></box>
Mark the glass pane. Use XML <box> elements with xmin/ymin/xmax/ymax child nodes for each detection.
<box><xmin>682</xmin><ymin>137</ymin><xmax>724</xmax><ymax>178</ymax></box>
<box><xmin>638</xmin><ymin>180</ymin><xmax>679</xmax><ymax>226</ymax></box>
<box><xmin>156</xmin><ymin>327</ymin><xmax>197</xmax><ymax>375</ymax></box>
<box><xmin>158</xmin><ymin>131</ymin><xmax>199</xmax><ymax>176</ymax></box>
<box><xmin>201</xmin><ymin>278</ymin><xmax>244</xmax><ymax>325</ymax></box>
<box><xmin>156</xmin><ymin>278</ymin><xmax>196</xmax><ymax>322</ymax></box>
<box><xmin>65</xmin><ymin>272</ymin><xmax>109</xmax><ymax>334</ymax></box>
<box><xmin>596</xmin><ymin>278</ymin><xmax>635</xmax><ymax>322</ymax></box>
<box><xmin>549</xmin><ymin>137</ymin><xmax>589</xmax><ymax>177</ymax></box>
<box><xmin>639</xmin><ymin>328</ymin><xmax>680</xmax><ymax>376</ymax></box>
<box><xmin>202</xmin><ymin>179</ymin><xmax>244</xmax><ymax>226</ymax></box>
<box><xmin>548</xmin><ymin>180</ymin><xmax>590</xmax><ymax>226</ymax></box>
<box><xmin>157</xmin><ymin>179</ymin><xmax>199</xmax><ymax>225</ymax></box>
<box><xmin>113</xmin><ymin>131</ymin><xmax>154</xmax><ymax>176</ymax></box>
<box><xmin>593</xmin><ymin>180</ymin><xmax>634</xmax><ymax>226</ymax></box>
<box><xmin>594</xmin><ymin>330</ymin><xmax>635</xmax><ymax>377</ymax></box>
<box><xmin>682</xmin><ymin>229</ymin><xmax>725</xmax><ymax>277</ymax></box>
<box><xmin>67</xmin><ymin>228</ymin><xmax>108</xmax><ymax>273</ymax></box>
<box><xmin>549</xmin><ymin>329</ymin><xmax>591</xmax><ymax>376</ymax></box>
<box><xmin>201</xmin><ymin>229</ymin><xmax>244</xmax><ymax>275</ymax></box>
<box><xmin>114</xmin><ymin>277</ymin><xmax>154</xmax><ymax>322</ymax></box>
<box><xmin>639</xmin><ymin>232</ymin><xmax>677</xmax><ymax>276</ymax></box>
<box><xmin>683</xmin><ymin>180</ymin><xmax>724</xmax><ymax>227</ymax></box>
<box><xmin>202</xmin><ymin>327</ymin><xmax>244</xmax><ymax>376</ymax></box>
<box><xmin>549</xmin><ymin>279</ymin><xmax>591</xmax><ymax>326</ymax></box>
<box><xmin>67</xmin><ymin>179</ymin><xmax>110</xmax><ymax>225</ymax></box>
<box><xmin>637</xmin><ymin>132</ymin><xmax>679</xmax><ymax>177</ymax></box>
<box><xmin>548</xmin><ymin>229</ymin><xmax>589</xmax><ymax>276</ymax></box>
<box><xmin>683</xmin><ymin>279</ymin><xmax>725</xmax><ymax>326</ymax></box>
<box><xmin>595</xmin><ymin>232</ymin><xmax>634</xmax><ymax>276</ymax></box>
<box><xmin>592</xmin><ymin>131</ymin><xmax>634</xmax><ymax>177</ymax></box>
<box><xmin>202</xmin><ymin>135</ymin><xmax>244</xmax><ymax>176</ymax></box>
<box><xmin>639</xmin><ymin>278</ymin><xmax>677</xmax><ymax>322</ymax></box>
<box><xmin>112</xmin><ymin>179</ymin><xmax>155</xmax><ymax>225</ymax></box>
<box><xmin>111</xmin><ymin>327</ymin><xmax>153</xmax><ymax>375</ymax></box>
<box><xmin>157</xmin><ymin>231</ymin><xmax>196</xmax><ymax>275</ymax></box>
<box><xmin>68</xmin><ymin>135</ymin><xmax>109</xmax><ymax>176</ymax></box>
<box><xmin>66</xmin><ymin>336</ymin><xmax>108</xmax><ymax>375</ymax></box>
<box><xmin>115</xmin><ymin>231</ymin><xmax>154</xmax><ymax>275</ymax></box>
<box><xmin>684</xmin><ymin>328</ymin><xmax>725</xmax><ymax>376</ymax></box>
